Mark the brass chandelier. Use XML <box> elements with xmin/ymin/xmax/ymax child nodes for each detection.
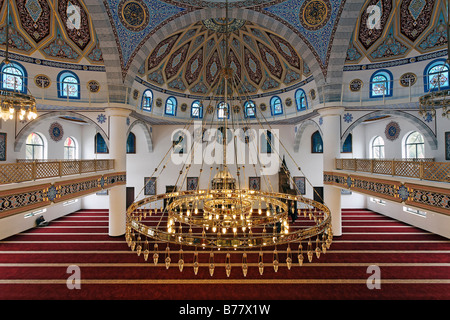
<box><xmin>125</xmin><ymin>0</ymin><xmax>333</xmax><ymax>276</ymax></box>
<box><xmin>0</xmin><ymin>0</ymin><xmax>37</xmax><ymax>122</ymax></box>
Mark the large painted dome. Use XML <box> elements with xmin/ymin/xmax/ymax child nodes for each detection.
<box><xmin>138</xmin><ymin>19</ymin><xmax>309</xmax><ymax>96</ymax></box>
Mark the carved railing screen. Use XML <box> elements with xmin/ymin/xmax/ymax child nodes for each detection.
<box><xmin>0</xmin><ymin>160</ymin><xmax>114</xmax><ymax>185</ymax></box>
<box><xmin>335</xmin><ymin>158</ymin><xmax>449</xmax><ymax>183</ymax></box>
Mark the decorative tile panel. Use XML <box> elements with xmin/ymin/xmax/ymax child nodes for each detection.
<box><xmin>324</xmin><ymin>171</ymin><xmax>450</xmax><ymax>215</ymax></box>
<box><xmin>0</xmin><ymin>172</ymin><xmax>126</xmax><ymax>219</ymax></box>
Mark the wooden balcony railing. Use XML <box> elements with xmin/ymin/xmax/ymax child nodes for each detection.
<box><xmin>0</xmin><ymin>159</ymin><xmax>114</xmax><ymax>185</ymax></box>
<box><xmin>335</xmin><ymin>158</ymin><xmax>450</xmax><ymax>183</ymax></box>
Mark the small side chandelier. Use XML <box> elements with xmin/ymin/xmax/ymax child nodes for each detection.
<box><xmin>0</xmin><ymin>0</ymin><xmax>37</xmax><ymax>122</ymax></box>
<box><xmin>418</xmin><ymin>79</ymin><xmax>450</xmax><ymax>119</ymax></box>
<box><xmin>418</xmin><ymin>1</ymin><xmax>450</xmax><ymax>119</ymax></box>
<box><xmin>0</xmin><ymin>88</ymin><xmax>38</xmax><ymax>121</ymax></box>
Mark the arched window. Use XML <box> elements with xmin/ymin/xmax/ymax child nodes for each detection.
<box><xmin>64</xmin><ymin>137</ymin><xmax>77</xmax><ymax>160</ymax></box>
<box><xmin>142</xmin><ymin>90</ymin><xmax>153</xmax><ymax>112</ymax></box>
<box><xmin>370</xmin><ymin>70</ymin><xmax>393</xmax><ymax>98</ymax></box>
<box><xmin>244</xmin><ymin>100</ymin><xmax>256</xmax><ymax>118</ymax></box>
<box><xmin>26</xmin><ymin>132</ymin><xmax>44</xmax><ymax>160</ymax></box>
<box><xmin>95</xmin><ymin>133</ymin><xmax>108</xmax><ymax>154</ymax></box>
<box><xmin>270</xmin><ymin>96</ymin><xmax>283</xmax><ymax>115</ymax></box>
<box><xmin>217</xmin><ymin>101</ymin><xmax>229</xmax><ymax>119</ymax></box>
<box><xmin>404</xmin><ymin>131</ymin><xmax>425</xmax><ymax>159</ymax></box>
<box><xmin>57</xmin><ymin>71</ymin><xmax>80</xmax><ymax>99</ymax></box>
<box><xmin>311</xmin><ymin>130</ymin><xmax>323</xmax><ymax>153</ymax></box>
<box><xmin>127</xmin><ymin>132</ymin><xmax>136</xmax><ymax>154</ymax></box>
<box><xmin>295</xmin><ymin>89</ymin><xmax>307</xmax><ymax>111</ymax></box>
<box><xmin>261</xmin><ymin>130</ymin><xmax>273</xmax><ymax>153</ymax></box>
<box><xmin>424</xmin><ymin>59</ymin><xmax>449</xmax><ymax>92</ymax></box>
<box><xmin>341</xmin><ymin>133</ymin><xmax>352</xmax><ymax>153</ymax></box>
<box><xmin>172</xmin><ymin>130</ymin><xmax>186</xmax><ymax>154</ymax></box>
<box><xmin>1</xmin><ymin>62</ymin><xmax>27</xmax><ymax>93</ymax></box>
<box><xmin>165</xmin><ymin>96</ymin><xmax>177</xmax><ymax>116</ymax></box>
<box><xmin>191</xmin><ymin>100</ymin><xmax>203</xmax><ymax>118</ymax></box>
<box><xmin>371</xmin><ymin>136</ymin><xmax>385</xmax><ymax>159</ymax></box>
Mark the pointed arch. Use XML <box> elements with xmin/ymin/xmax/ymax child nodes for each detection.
<box><xmin>127</xmin><ymin>119</ymin><xmax>153</xmax><ymax>152</ymax></box>
<box><xmin>341</xmin><ymin>110</ymin><xmax>438</xmax><ymax>151</ymax></box>
<box><xmin>293</xmin><ymin>119</ymin><xmax>323</xmax><ymax>152</ymax></box>
<box><xmin>14</xmin><ymin>111</ymin><xmax>109</xmax><ymax>152</ymax></box>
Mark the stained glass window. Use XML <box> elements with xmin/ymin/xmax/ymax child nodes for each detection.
<box><xmin>1</xmin><ymin>63</ymin><xmax>26</xmax><ymax>93</ymax></box>
<box><xmin>165</xmin><ymin>96</ymin><xmax>177</xmax><ymax>116</ymax></box>
<box><xmin>370</xmin><ymin>70</ymin><xmax>392</xmax><ymax>98</ymax></box>
<box><xmin>271</xmin><ymin>96</ymin><xmax>283</xmax><ymax>115</ymax></box>
<box><xmin>191</xmin><ymin>100</ymin><xmax>203</xmax><ymax>118</ymax></box>
<box><xmin>142</xmin><ymin>90</ymin><xmax>153</xmax><ymax>112</ymax></box>
<box><xmin>295</xmin><ymin>89</ymin><xmax>307</xmax><ymax>111</ymax></box>
<box><xmin>244</xmin><ymin>100</ymin><xmax>256</xmax><ymax>118</ymax></box>
<box><xmin>426</xmin><ymin>61</ymin><xmax>449</xmax><ymax>92</ymax></box>
<box><xmin>58</xmin><ymin>71</ymin><xmax>80</xmax><ymax>99</ymax></box>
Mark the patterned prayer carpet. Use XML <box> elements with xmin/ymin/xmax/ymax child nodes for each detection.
<box><xmin>0</xmin><ymin>208</ymin><xmax>449</xmax><ymax>300</ymax></box>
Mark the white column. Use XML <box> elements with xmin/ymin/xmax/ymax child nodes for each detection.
<box><xmin>318</xmin><ymin>107</ymin><xmax>344</xmax><ymax>236</ymax></box>
<box><xmin>106</xmin><ymin>107</ymin><xmax>130</xmax><ymax>237</ymax></box>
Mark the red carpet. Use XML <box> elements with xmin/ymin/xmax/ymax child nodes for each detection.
<box><xmin>0</xmin><ymin>208</ymin><xmax>449</xmax><ymax>300</ymax></box>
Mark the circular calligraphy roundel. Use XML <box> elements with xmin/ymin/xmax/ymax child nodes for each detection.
<box><xmin>300</xmin><ymin>0</ymin><xmax>332</xmax><ymax>31</ymax></box>
<box><xmin>385</xmin><ymin>121</ymin><xmax>401</xmax><ymax>141</ymax></box>
<box><xmin>119</xmin><ymin>0</ymin><xmax>149</xmax><ymax>32</ymax></box>
<box><xmin>49</xmin><ymin>122</ymin><xmax>64</xmax><ymax>142</ymax></box>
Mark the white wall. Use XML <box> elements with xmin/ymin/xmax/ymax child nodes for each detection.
<box><xmin>0</xmin><ymin>195</ymin><xmax>81</xmax><ymax>240</ymax></box>
<box><xmin>122</xmin><ymin>124</ymin><xmax>324</xmax><ymax>203</ymax></box>
<box><xmin>368</xmin><ymin>198</ymin><xmax>450</xmax><ymax>239</ymax></box>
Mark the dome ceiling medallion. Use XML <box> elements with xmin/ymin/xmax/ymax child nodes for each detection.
<box><xmin>143</xmin><ymin>20</ymin><xmax>306</xmax><ymax>95</ymax></box>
